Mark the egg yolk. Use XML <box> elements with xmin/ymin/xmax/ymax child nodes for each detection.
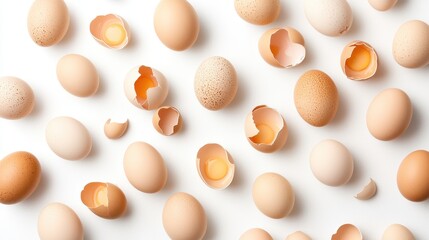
<box><xmin>346</xmin><ymin>45</ymin><xmax>371</xmax><ymax>71</ymax></box>
<box><xmin>94</xmin><ymin>186</ymin><xmax>109</xmax><ymax>207</ymax></box>
<box><xmin>103</xmin><ymin>23</ymin><xmax>126</xmax><ymax>46</ymax></box>
<box><xmin>134</xmin><ymin>76</ymin><xmax>157</xmax><ymax>101</ymax></box>
<box><xmin>205</xmin><ymin>158</ymin><xmax>229</xmax><ymax>180</ymax></box>
<box><xmin>250</xmin><ymin>124</ymin><xmax>275</xmax><ymax>144</ymax></box>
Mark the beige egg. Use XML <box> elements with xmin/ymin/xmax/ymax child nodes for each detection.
<box><xmin>393</xmin><ymin>20</ymin><xmax>429</xmax><ymax>68</ymax></box>
<box><xmin>340</xmin><ymin>41</ymin><xmax>378</xmax><ymax>80</ymax></box>
<box><xmin>90</xmin><ymin>14</ymin><xmax>129</xmax><ymax>50</ymax></box>
<box><xmin>38</xmin><ymin>203</ymin><xmax>83</xmax><ymax>240</ymax></box>
<box><xmin>45</xmin><ymin>116</ymin><xmax>92</xmax><ymax>160</ymax></box>
<box><xmin>286</xmin><ymin>231</ymin><xmax>311</xmax><ymax>240</ymax></box>
<box><xmin>368</xmin><ymin>0</ymin><xmax>398</xmax><ymax>11</ymax></box>
<box><xmin>234</xmin><ymin>0</ymin><xmax>280</xmax><ymax>25</ymax></box>
<box><xmin>123</xmin><ymin>141</ymin><xmax>168</xmax><ymax>193</ymax></box>
<box><xmin>259</xmin><ymin>27</ymin><xmax>306</xmax><ymax>68</ymax></box>
<box><xmin>397</xmin><ymin>150</ymin><xmax>429</xmax><ymax>202</ymax></box>
<box><xmin>0</xmin><ymin>76</ymin><xmax>35</xmax><ymax>119</ymax></box>
<box><xmin>152</xmin><ymin>106</ymin><xmax>183</xmax><ymax>136</ymax></box>
<box><xmin>104</xmin><ymin>119</ymin><xmax>128</xmax><ymax>139</ymax></box>
<box><xmin>194</xmin><ymin>56</ymin><xmax>238</xmax><ymax>110</ymax></box>
<box><xmin>331</xmin><ymin>224</ymin><xmax>362</xmax><ymax>240</ymax></box>
<box><xmin>27</xmin><ymin>0</ymin><xmax>69</xmax><ymax>46</ymax></box>
<box><xmin>252</xmin><ymin>172</ymin><xmax>295</xmax><ymax>219</ymax></box>
<box><xmin>124</xmin><ymin>65</ymin><xmax>169</xmax><ymax>110</ymax></box>
<box><xmin>366</xmin><ymin>88</ymin><xmax>412</xmax><ymax>141</ymax></box>
<box><xmin>196</xmin><ymin>143</ymin><xmax>235</xmax><ymax>189</ymax></box>
<box><xmin>162</xmin><ymin>192</ymin><xmax>207</xmax><ymax>240</ymax></box>
<box><xmin>154</xmin><ymin>0</ymin><xmax>199</xmax><ymax>51</ymax></box>
<box><xmin>56</xmin><ymin>54</ymin><xmax>99</xmax><ymax>97</ymax></box>
<box><xmin>240</xmin><ymin>228</ymin><xmax>273</xmax><ymax>240</ymax></box>
<box><xmin>0</xmin><ymin>151</ymin><xmax>41</xmax><ymax>204</ymax></box>
<box><xmin>310</xmin><ymin>139</ymin><xmax>354</xmax><ymax>187</ymax></box>
<box><xmin>355</xmin><ymin>178</ymin><xmax>377</xmax><ymax>200</ymax></box>
<box><xmin>245</xmin><ymin>105</ymin><xmax>288</xmax><ymax>153</ymax></box>
<box><xmin>294</xmin><ymin>70</ymin><xmax>339</xmax><ymax>127</ymax></box>
<box><xmin>382</xmin><ymin>224</ymin><xmax>415</xmax><ymax>240</ymax></box>
<box><xmin>304</xmin><ymin>0</ymin><xmax>353</xmax><ymax>36</ymax></box>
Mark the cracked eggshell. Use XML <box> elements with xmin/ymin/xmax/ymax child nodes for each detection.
<box><xmin>124</xmin><ymin>65</ymin><xmax>169</xmax><ymax>110</ymax></box>
<box><xmin>259</xmin><ymin>27</ymin><xmax>306</xmax><ymax>68</ymax></box>
<box><xmin>104</xmin><ymin>119</ymin><xmax>128</xmax><ymax>139</ymax></box>
<box><xmin>304</xmin><ymin>0</ymin><xmax>353</xmax><ymax>37</ymax></box>
<box><xmin>90</xmin><ymin>14</ymin><xmax>129</xmax><ymax>50</ymax></box>
<box><xmin>286</xmin><ymin>231</ymin><xmax>311</xmax><ymax>240</ymax></box>
<box><xmin>331</xmin><ymin>224</ymin><xmax>362</xmax><ymax>240</ymax></box>
<box><xmin>382</xmin><ymin>224</ymin><xmax>415</xmax><ymax>240</ymax></box>
<box><xmin>245</xmin><ymin>105</ymin><xmax>288</xmax><ymax>153</ymax></box>
<box><xmin>368</xmin><ymin>0</ymin><xmax>398</xmax><ymax>11</ymax></box>
<box><xmin>38</xmin><ymin>203</ymin><xmax>83</xmax><ymax>240</ymax></box>
<box><xmin>152</xmin><ymin>106</ymin><xmax>182</xmax><ymax>136</ymax></box>
<box><xmin>81</xmin><ymin>182</ymin><xmax>127</xmax><ymax>219</ymax></box>
<box><xmin>240</xmin><ymin>228</ymin><xmax>273</xmax><ymax>240</ymax></box>
<box><xmin>0</xmin><ymin>76</ymin><xmax>35</xmax><ymax>120</ymax></box>
<box><xmin>341</xmin><ymin>41</ymin><xmax>378</xmax><ymax>80</ymax></box>
<box><xmin>234</xmin><ymin>0</ymin><xmax>280</xmax><ymax>25</ymax></box>
<box><xmin>196</xmin><ymin>143</ymin><xmax>235</xmax><ymax>190</ymax></box>
<box><xmin>355</xmin><ymin>178</ymin><xmax>377</xmax><ymax>200</ymax></box>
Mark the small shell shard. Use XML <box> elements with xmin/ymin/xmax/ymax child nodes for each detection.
<box><xmin>355</xmin><ymin>178</ymin><xmax>377</xmax><ymax>200</ymax></box>
<box><xmin>331</xmin><ymin>224</ymin><xmax>362</xmax><ymax>240</ymax></box>
<box><xmin>341</xmin><ymin>41</ymin><xmax>378</xmax><ymax>80</ymax></box>
<box><xmin>90</xmin><ymin>14</ymin><xmax>129</xmax><ymax>50</ymax></box>
<box><xmin>152</xmin><ymin>106</ymin><xmax>183</xmax><ymax>136</ymax></box>
<box><xmin>104</xmin><ymin>119</ymin><xmax>128</xmax><ymax>139</ymax></box>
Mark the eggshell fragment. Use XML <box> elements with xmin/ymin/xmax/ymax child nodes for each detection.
<box><xmin>90</xmin><ymin>14</ymin><xmax>129</xmax><ymax>49</ymax></box>
<box><xmin>286</xmin><ymin>231</ymin><xmax>311</xmax><ymax>240</ymax></box>
<box><xmin>259</xmin><ymin>27</ymin><xmax>306</xmax><ymax>68</ymax></box>
<box><xmin>240</xmin><ymin>228</ymin><xmax>273</xmax><ymax>240</ymax></box>
<box><xmin>355</xmin><ymin>178</ymin><xmax>377</xmax><ymax>200</ymax></box>
<box><xmin>81</xmin><ymin>182</ymin><xmax>127</xmax><ymax>219</ymax></box>
<box><xmin>382</xmin><ymin>224</ymin><xmax>415</xmax><ymax>240</ymax></box>
<box><xmin>0</xmin><ymin>76</ymin><xmax>35</xmax><ymax>119</ymax></box>
<box><xmin>196</xmin><ymin>143</ymin><xmax>235</xmax><ymax>190</ymax></box>
<box><xmin>104</xmin><ymin>119</ymin><xmax>128</xmax><ymax>139</ymax></box>
<box><xmin>366</xmin><ymin>88</ymin><xmax>412</xmax><ymax>141</ymax></box>
<box><xmin>397</xmin><ymin>150</ymin><xmax>429</xmax><ymax>202</ymax></box>
<box><xmin>152</xmin><ymin>106</ymin><xmax>182</xmax><ymax>136</ymax></box>
<box><xmin>331</xmin><ymin>224</ymin><xmax>362</xmax><ymax>240</ymax></box>
<box><xmin>368</xmin><ymin>0</ymin><xmax>398</xmax><ymax>11</ymax></box>
<box><xmin>245</xmin><ymin>105</ymin><xmax>288</xmax><ymax>153</ymax></box>
<box><xmin>124</xmin><ymin>65</ymin><xmax>169</xmax><ymax>110</ymax></box>
<box><xmin>234</xmin><ymin>0</ymin><xmax>280</xmax><ymax>25</ymax></box>
<box><xmin>162</xmin><ymin>192</ymin><xmax>207</xmax><ymax>240</ymax></box>
<box><xmin>341</xmin><ymin>41</ymin><xmax>378</xmax><ymax>80</ymax></box>
<box><xmin>38</xmin><ymin>203</ymin><xmax>83</xmax><ymax>240</ymax></box>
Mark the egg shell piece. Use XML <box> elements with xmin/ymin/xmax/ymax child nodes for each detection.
<box><xmin>104</xmin><ymin>119</ymin><xmax>128</xmax><ymax>139</ymax></box>
<box><xmin>368</xmin><ymin>0</ymin><xmax>398</xmax><ymax>11</ymax></box>
<box><xmin>162</xmin><ymin>192</ymin><xmax>207</xmax><ymax>240</ymax></box>
<box><xmin>0</xmin><ymin>151</ymin><xmax>41</xmax><ymax>204</ymax></box>
<box><xmin>366</xmin><ymin>88</ymin><xmax>412</xmax><ymax>141</ymax></box>
<box><xmin>0</xmin><ymin>76</ymin><xmax>35</xmax><ymax>120</ymax></box>
<box><xmin>38</xmin><ymin>203</ymin><xmax>83</xmax><ymax>240</ymax></box>
<box><xmin>258</xmin><ymin>27</ymin><xmax>306</xmax><ymax>68</ymax></box>
<box><xmin>123</xmin><ymin>141</ymin><xmax>168</xmax><ymax>193</ymax></box>
<box><xmin>234</xmin><ymin>0</ymin><xmax>280</xmax><ymax>25</ymax></box>
<box><xmin>286</xmin><ymin>231</ymin><xmax>311</xmax><ymax>240</ymax></box>
<box><xmin>45</xmin><ymin>116</ymin><xmax>92</xmax><ymax>160</ymax></box>
<box><xmin>397</xmin><ymin>150</ymin><xmax>429</xmax><ymax>202</ymax></box>
<box><xmin>90</xmin><ymin>14</ymin><xmax>129</xmax><ymax>49</ymax></box>
<box><xmin>331</xmin><ymin>224</ymin><xmax>362</xmax><ymax>240</ymax></box>
<box><xmin>27</xmin><ymin>0</ymin><xmax>70</xmax><ymax>46</ymax></box>
<box><xmin>196</xmin><ymin>143</ymin><xmax>235</xmax><ymax>190</ymax></box>
<box><xmin>245</xmin><ymin>105</ymin><xmax>288</xmax><ymax>153</ymax></box>
<box><xmin>341</xmin><ymin>41</ymin><xmax>378</xmax><ymax>80</ymax></box>
<box><xmin>355</xmin><ymin>178</ymin><xmax>377</xmax><ymax>200</ymax></box>
<box><xmin>152</xmin><ymin>106</ymin><xmax>183</xmax><ymax>136</ymax></box>
<box><xmin>124</xmin><ymin>65</ymin><xmax>169</xmax><ymax>110</ymax></box>
<box><xmin>382</xmin><ymin>224</ymin><xmax>415</xmax><ymax>240</ymax></box>
<box><xmin>81</xmin><ymin>182</ymin><xmax>127</xmax><ymax>219</ymax></box>
<box><xmin>240</xmin><ymin>228</ymin><xmax>273</xmax><ymax>240</ymax></box>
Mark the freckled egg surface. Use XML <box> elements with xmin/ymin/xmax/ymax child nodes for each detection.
<box><xmin>0</xmin><ymin>76</ymin><xmax>35</xmax><ymax>119</ymax></box>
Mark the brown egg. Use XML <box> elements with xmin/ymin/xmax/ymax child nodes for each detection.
<box><xmin>90</xmin><ymin>14</ymin><xmax>129</xmax><ymax>50</ymax></box>
<box><xmin>234</xmin><ymin>0</ymin><xmax>280</xmax><ymax>25</ymax></box>
<box><xmin>368</xmin><ymin>0</ymin><xmax>398</xmax><ymax>11</ymax></box>
<box><xmin>259</xmin><ymin>27</ymin><xmax>306</xmax><ymax>68</ymax></box>
<box><xmin>397</xmin><ymin>150</ymin><xmax>429</xmax><ymax>202</ymax></box>
<box><xmin>152</xmin><ymin>106</ymin><xmax>183</xmax><ymax>136</ymax></box>
<box><xmin>240</xmin><ymin>228</ymin><xmax>273</xmax><ymax>240</ymax></box>
<box><xmin>331</xmin><ymin>224</ymin><xmax>362</xmax><ymax>240</ymax></box>
<box><xmin>81</xmin><ymin>182</ymin><xmax>127</xmax><ymax>219</ymax></box>
<box><xmin>196</xmin><ymin>143</ymin><xmax>235</xmax><ymax>189</ymax></box>
<box><xmin>340</xmin><ymin>41</ymin><xmax>378</xmax><ymax>80</ymax></box>
<box><xmin>294</xmin><ymin>70</ymin><xmax>339</xmax><ymax>127</ymax></box>
<box><xmin>245</xmin><ymin>105</ymin><xmax>288</xmax><ymax>153</ymax></box>
<box><xmin>104</xmin><ymin>118</ymin><xmax>128</xmax><ymax>139</ymax></box>
<box><xmin>285</xmin><ymin>231</ymin><xmax>311</xmax><ymax>240</ymax></box>
<box><xmin>0</xmin><ymin>151</ymin><xmax>41</xmax><ymax>204</ymax></box>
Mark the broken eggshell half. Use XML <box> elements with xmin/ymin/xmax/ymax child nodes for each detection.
<box><xmin>124</xmin><ymin>65</ymin><xmax>169</xmax><ymax>110</ymax></box>
<box><xmin>81</xmin><ymin>182</ymin><xmax>127</xmax><ymax>219</ymax></box>
<box><xmin>245</xmin><ymin>105</ymin><xmax>288</xmax><ymax>153</ymax></box>
<box><xmin>90</xmin><ymin>14</ymin><xmax>129</xmax><ymax>50</ymax></box>
<box><xmin>341</xmin><ymin>40</ymin><xmax>378</xmax><ymax>80</ymax></box>
<box><xmin>152</xmin><ymin>106</ymin><xmax>183</xmax><ymax>136</ymax></box>
<box><xmin>355</xmin><ymin>178</ymin><xmax>377</xmax><ymax>200</ymax></box>
<box><xmin>196</xmin><ymin>143</ymin><xmax>235</xmax><ymax>190</ymax></box>
<box><xmin>104</xmin><ymin>118</ymin><xmax>128</xmax><ymax>139</ymax></box>
<box><xmin>331</xmin><ymin>224</ymin><xmax>362</xmax><ymax>240</ymax></box>
<box><xmin>259</xmin><ymin>27</ymin><xmax>306</xmax><ymax>68</ymax></box>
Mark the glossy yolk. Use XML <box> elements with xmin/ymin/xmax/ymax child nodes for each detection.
<box><xmin>205</xmin><ymin>158</ymin><xmax>228</xmax><ymax>180</ymax></box>
<box><xmin>103</xmin><ymin>23</ymin><xmax>126</xmax><ymax>46</ymax></box>
<box><xmin>250</xmin><ymin>124</ymin><xmax>275</xmax><ymax>144</ymax></box>
<box><xmin>94</xmin><ymin>186</ymin><xmax>109</xmax><ymax>207</ymax></box>
<box><xmin>134</xmin><ymin>76</ymin><xmax>157</xmax><ymax>100</ymax></box>
<box><xmin>346</xmin><ymin>45</ymin><xmax>371</xmax><ymax>71</ymax></box>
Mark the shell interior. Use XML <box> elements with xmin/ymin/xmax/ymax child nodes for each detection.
<box><xmin>248</xmin><ymin>106</ymin><xmax>284</xmax><ymax>146</ymax></box>
<box><xmin>134</xmin><ymin>66</ymin><xmax>160</xmax><ymax>109</ymax></box>
<box><xmin>331</xmin><ymin>224</ymin><xmax>362</xmax><ymax>240</ymax></box>
<box><xmin>341</xmin><ymin>41</ymin><xmax>378</xmax><ymax>80</ymax></box>
<box><xmin>90</xmin><ymin>14</ymin><xmax>129</xmax><ymax>49</ymax></box>
<box><xmin>270</xmin><ymin>29</ymin><xmax>306</xmax><ymax>68</ymax></box>
<box><xmin>155</xmin><ymin>107</ymin><xmax>181</xmax><ymax>135</ymax></box>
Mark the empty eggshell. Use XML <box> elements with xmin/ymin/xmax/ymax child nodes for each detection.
<box><xmin>0</xmin><ymin>76</ymin><xmax>35</xmax><ymax>120</ymax></box>
<box><xmin>90</xmin><ymin>14</ymin><xmax>129</xmax><ymax>50</ymax></box>
<box><xmin>382</xmin><ymin>224</ymin><xmax>415</xmax><ymax>240</ymax></box>
<box><xmin>355</xmin><ymin>178</ymin><xmax>377</xmax><ymax>200</ymax></box>
<box><xmin>331</xmin><ymin>224</ymin><xmax>362</xmax><ymax>240</ymax></box>
<box><xmin>196</xmin><ymin>143</ymin><xmax>235</xmax><ymax>190</ymax></box>
<box><xmin>152</xmin><ymin>106</ymin><xmax>183</xmax><ymax>136</ymax></box>
<box><xmin>341</xmin><ymin>41</ymin><xmax>378</xmax><ymax>80</ymax></box>
<box><xmin>245</xmin><ymin>105</ymin><xmax>288</xmax><ymax>153</ymax></box>
<box><xmin>81</xmin><ymin>182</ymin><xmax>127</xmax><ymax>219</ymax></box>
<box><xmin>240</xmin><ymin>228</ymin><xmax>273</xmax><ymax>240</ymax></box>
<box><xmin>234</xmin><ymin>0</ymin><xmax>280</xmax><ymax>25</ymax></box>
<box><xmin>286</xmin><ymin>231</ymin><xmax>311</xmax><ymax>240</ymax></box>
<box><xmin>124</xmin><ymin>65</ymin><xmax>169</xmax><ymax>111</ymax></box>
<box><xmin>397</xmin><ymin>150</ymin><xmax>429</xmax><ymax>202</ymax></box>
<box><xmin>258</xmin><ymin>27</ymin><xmax>306</xmax><ymax>68</ymax></box>
<box><xmin>104</xmin><ymin>119</ymin><xmax>128</xmax><ymax>139</ymax></box>
<box><xmin>368</xmin><ymin>0</ymin><xmax>398</xmax><ymax>11</ymax></box>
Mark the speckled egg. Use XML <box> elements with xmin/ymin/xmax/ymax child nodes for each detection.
<box><xmin>0</xmin><ymin>76</ymin><xmax>35</xmax><ymax>120</ymax></box>
<box><xmin>234</xmin><ymin>0</ymin><xmax>281</xmax><ymax>25</ymax></box>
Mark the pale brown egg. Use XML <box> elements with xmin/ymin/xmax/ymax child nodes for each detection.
<box><xmin>285</xmin><ymin>231</ymin><xmax>311</xmax><ymax>240</ymax></box>
<box><xmin>331</xmin><ymin>224</ymin><xmax>362</xmax><ymax>240</ymax></box>
<box><xmin>90</xmin><ymin>14</ymin><xmax>129</xmax><ymax>50</ymax></box>
<box><xmin>152</xmin><ymin>106</ymin><xmax>183</xmax><ymax>136</ymax></box>
<box><xmin>234</xmin><ymin>0</ymin><xmax>280</xmax><ymax>25</ymax></box>
<box><xmin>0</xmin><ymin>76</ymin><xmax>35</xmax><ymax>120</ymax></box>
<box><xmin>368</xmin><ymin>0</ymin><xmax>398</xmax><ymax>11</ymax></box>
<box><xmin>382</xmin><ymin>224</ymin><xmax>415</xmax><ymax>240</ymax></box>
<box><xmin>38</xmin><ymin>203</ymin><xmax>83</xmax><ymax>240</ymax></box>
<box><xmin>397</xmin><ymin>150</ymin><xmax>429</xmax><ymax>202</ymax></box>
<box><xmin>104</xmin><ymin>119</ymin><xmax>128</xmax><ymax>139</ymax></box>
<box><xmin>240</xmin><ymin>228</ymin><xmax>273</xmax><ymax>240</ymax></box>
<box><xmin>340</xmin><ymin>41</ymin><xmax>378</xmax><ymax>80</ymax></box>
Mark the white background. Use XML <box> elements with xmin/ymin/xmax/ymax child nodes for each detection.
<box><xmin>1</xmin><ymin>0</ymin><xmax>428</xmax><ymax>239</ymax></box>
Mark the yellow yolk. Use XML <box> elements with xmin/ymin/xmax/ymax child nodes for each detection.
<box><xmin>94</xmin><ymin>186</ymin><xmax>109</xmax><ymax>207</ymax></box>
<box><xmin>346</xmin><ymin>45</ymin><xmax>371</xmax><ymax>71</ymax></box>
<box><xmin>103</xmin><ymin>23</ymin><xmax>126</xmax><ymax>46</ymax></box>
<box><xmin>250</xmin><ymin>124</ymin><xmax>275</xmax><ymax>144</ymax></box>
<box><xmin>205</xmin><ymin>158</ymin><xmax>229</xmax><ymax>181</ymax></box>
<box><xmin>134</xmin><ymin>76</ymin><xmax>157</xmax><ymax>100</ymax></box>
